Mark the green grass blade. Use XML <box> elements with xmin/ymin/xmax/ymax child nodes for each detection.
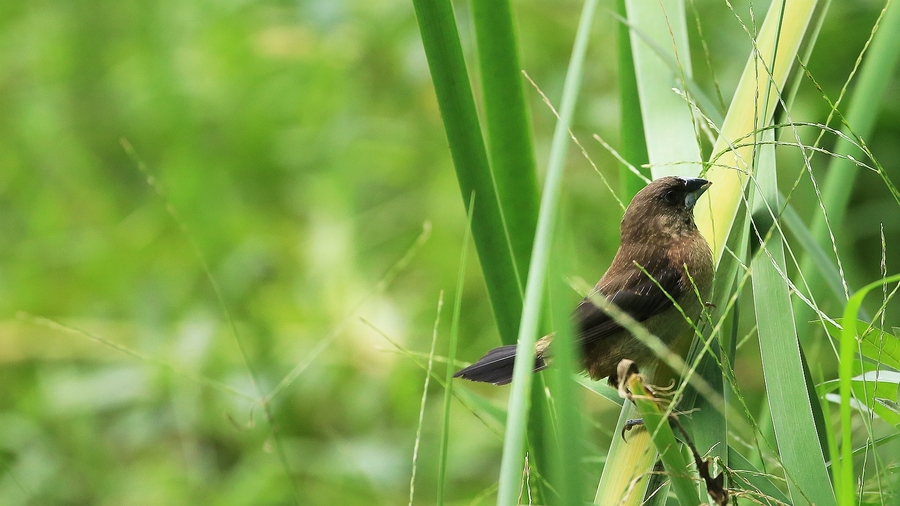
<box><xmin>818</xmin><ymin>319</ymin><xmax>900</xmax><ymax>371</ymax></box>
<box><xmin>408</xmin><ymin>293</ymin><xmax>443</xmax><ymax>506</ymax></box>
<box><xmin>411</xmin><ymin>0</ymin><xmax>526</xmax><ymax>346</ymax></box>
<box><xmin>823</xmin><ymin>373</ymin><xmax>900</xmax><ymax>426</ymax></box>
<box><xmin>750</xmin><ymin>131</ymin><xmax>835</xmax><ymax>506</ymax></box>
<box><xmin>436</xmin><ymin>194</ymin><xmax>474</xmax><ymax>506</ymax></box>
<box><xmin>496</xmin><ymin>1</ymin><xmax>598</xmax><ymax>504</ymax></box>
<box><xmin>453</xmin><ymin>385</ymin><xmax>507</xmax><ymax>428</ymax></box>
<box><xmin>838</xmin><ymin>273</ymin><xmax>900</xmax><ymax>505</ymax></box>
<box><xmin>469</xmin><ymin>4</ymin><xmax>553</xmax><ymax>498</ymax></box>
<box><xmin>613</xmin><ymin>10</ymin><xmax>725</xmax><ymax>127</ymax></box>
<box><xmin>471</xmin><ymin>0</ymin><xmax>540</xmax><ymax>289</ymax></box>
<box><xmin>576</xmin><ymin>375</ymin><xmax>624</xmax><ymax>406</ymax></box>
<box><xmin>20</xmin><ymin>315</ymin><xmax>256</xmax><ymax>402</ymax></box>
<box><xmin>628</xmin><ymin>376</ymin><xmax>701</xmax><ymax>506</ymax></box>
<box><xmin>624</xmin><ymin>0</ymin><xmax>702</xmax><ymax>179</ymax></box>
<box><xmin>615</xmin><ymin>0</ymin><xmax>650</xmax><ymax>199</ymax></box>
<box><xmin>546</xmin><ymin>261</ymin><xmax>586</xmax><ymax>506</ymax></box>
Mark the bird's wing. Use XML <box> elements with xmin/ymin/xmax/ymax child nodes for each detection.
<box><xmin>574</xmin><ymin>264</ymin><xmax>683</xmax><ymax>345</ymax></box>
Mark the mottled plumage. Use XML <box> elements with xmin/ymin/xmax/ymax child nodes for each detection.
<box><xmin>454</xmin><ymin>176</ymin><xmax>714</xmax><ymax>385</ymax></box>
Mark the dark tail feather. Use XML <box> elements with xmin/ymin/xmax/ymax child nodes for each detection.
<box><xmin>453</xmin><ymin>345</ymin><xmax>548</xmax><ymax>385</ymax></box>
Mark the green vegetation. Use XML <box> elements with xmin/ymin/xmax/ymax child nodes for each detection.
<box><xmin>1</xmin><ymin>0</ymin><xmax>899</xmax><ymax>504</ymax></box>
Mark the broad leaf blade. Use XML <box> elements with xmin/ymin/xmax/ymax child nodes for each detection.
<box><xmin>750</xmin><ymin>130</ymin><xmax>835</xmax><ymax>506</ymax></box>
<box><xmin>411</xmin><ymin>0</ymin><xmax>527</xmax><ymax>346</ymax></box>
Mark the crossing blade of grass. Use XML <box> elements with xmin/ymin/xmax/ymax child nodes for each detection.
<box><xmin>436</xmin><ymin>194</ymin><xmax>474</xmax><ymax>506</ymax></box>
<box><xmin>615</xmin><ymin>0</ymin><xmax>650</xmax><ymax>199</ymax></box>
<box><xmin>496</xmin><ymin>1</ymin><xmax>598</xmax><ymax>504</ymax></box>
<box><xmin>627</xmin><ymin>374</ymin><xmax>701</xmax><ymax>506</ymax></box>
<box><xmin>363</xmin><ymin>319</ymin><xmax>507</xmax><ymax>438</ymax></box>
<box><xmin>576</xmin><ymin>376</ymin><xmax>624</xmax><ymax>406</ymax></box>
<box><xmin>453</xmin><ymin>385</ymin><xmax>507</xmax><ymax>430</ymax></box>
<box><xmin>750</xmin><ymin>132</ymin><xmax>835</xmax><ymax>506</ymax></box>
<box><xmin>726</xmin><ymin>446</ymin><xmax>790</xmax><ymax>504</ymax></box>
<box><xmin>471</xmin><ymin>0</ymin><xmax>540</xmax><ymax>288</ymax></box>
<box><xmin>624</xmin><ymin>0</ymin><xmax>702</xmax><ymax>179</ymax></box>
<box><xmin>837</xmin><ymin>273</ymin><xmax>900</xmax><ymax>505</ymax></box>
<box><xmin>820</xmin><ymin>372</ymin><xmax>900</xmax><ymax>426</ymax></box>
<box><xmin>411</xmin><ymin>0</ymin><xmax>527</xmax><ymax>346</ymax></box>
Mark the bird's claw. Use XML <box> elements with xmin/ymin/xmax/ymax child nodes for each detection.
<box><xmin>621</xmin><ymin>418</ymin><xmax>645</xmax><ymax>441</ymax></box>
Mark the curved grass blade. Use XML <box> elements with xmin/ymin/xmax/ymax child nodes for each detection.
<box><xmin>820</xmin><ymin>372</ymin><xmax>900</xmax><ymax>426</ymax></box>
<box><xmin>818</xmin><ymin>319</ymin><xmax>900</xmax><ymax>371</ymax></box>
<box><xmin>838</xmin><ymin>273</ymin><xmax>900</xmax><ymax>505</ymax></box>
<box><xmin>727</xmin><ymin>446</ymin><xmax>790</xmax><ymax>504</ymax></box>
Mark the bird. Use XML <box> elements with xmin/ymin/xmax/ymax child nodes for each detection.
<box><xmin>453</xmin><ymin>176</ymin><xmax>714</xmax><ymax>385</ymax></box>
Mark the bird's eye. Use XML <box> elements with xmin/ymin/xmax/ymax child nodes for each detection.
<box><xmin>664</xmin><ymin>190</ymin><xmax>678</xmax><ymax>204</ymax></box>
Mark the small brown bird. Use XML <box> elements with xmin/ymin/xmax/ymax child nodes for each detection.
<box><xmin>454</xmin><ymin>176</ymin><xmax>714</xmax><ymax>385</ymax></box>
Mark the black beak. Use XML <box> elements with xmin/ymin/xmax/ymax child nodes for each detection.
<box><xmin>683</xmin><ymin>178</ymin><xmax>711</xmax><ymax>210</ymax></box>
<box><xmin>683</xmin><ymin>177</ymin><xmax>711</xmax><ymax>194</ymax></box>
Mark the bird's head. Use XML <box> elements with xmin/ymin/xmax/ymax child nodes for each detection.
<box><xmin>620</xmin><ymin>176</ymin><xmax>711</xmax><ymax>242</ymax></box>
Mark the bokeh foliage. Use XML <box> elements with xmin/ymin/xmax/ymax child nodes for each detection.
<box><xmin>1</xmin><ymin>0</ymin><xmax>899</xmax><ymax>505</ymax></box>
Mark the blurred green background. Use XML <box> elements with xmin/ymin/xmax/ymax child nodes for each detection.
<box><xmin>0</xmin><ymin>0</ymin><xmax>897</xmax><ymax>504</ymax></box>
